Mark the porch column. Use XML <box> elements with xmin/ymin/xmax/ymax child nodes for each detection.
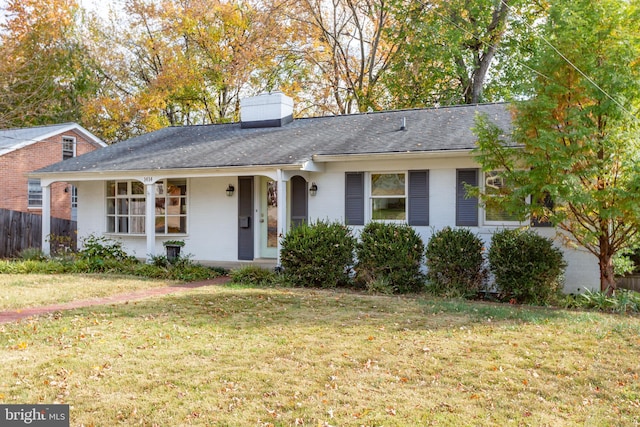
<box><xmin>145</xmin><ymin>182</ymin><xmax>156</xmax><ymax>261</ymax></box>
<box><xmin>276</xmin><ymin>169</ymin><xmax>287</xmax><ymax>266</ymax></box>
<box><xmin>41</xmin><ymin>184</ymin><xmax>51</xmax><ymax>256</ymax></box>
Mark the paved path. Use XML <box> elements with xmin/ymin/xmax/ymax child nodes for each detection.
<box><xmin>0</xmin><ymin>275</ymin><xmax>230</xmax><ymax>324</ymax></box>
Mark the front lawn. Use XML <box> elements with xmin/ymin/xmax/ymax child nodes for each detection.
<box><xmin>0</xmin><ymin>274</ymin><xmax>179</xmax><ymax>310</ymax></box>
<box><xmin>1</xmin><ymin>282</ymin><xmax>639</xmax><ymax>426</ymax></box>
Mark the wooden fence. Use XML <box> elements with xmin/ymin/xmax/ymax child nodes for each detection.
<box><xmin>0</xmin><ymin>209</ymin><xmax>77</xmax><ymax>258</ymax></box>
<box><xmin>617</xmin><ymin>274</ymin><xmax>640</xmax><ymax>292</ymax></box>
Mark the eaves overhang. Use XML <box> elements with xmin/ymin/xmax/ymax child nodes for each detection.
<box><xmin>29</xmin><ymin>162</ymin><xmax>310</xmax><ymax>186</ymax></box>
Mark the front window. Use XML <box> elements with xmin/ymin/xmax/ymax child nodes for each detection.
<box><xmin>28</xmin><ymin>178</ymin><xmax>42</xmax><ymax>208</ymax></box>
<box><xmin>371</xmin><ymin>173</ymin><xmax>406</xmax><ymax>221</ymax></box>
<box><xmin>106</xmin><ymin>179</ymin><xmax>187</xmax><ymax>235</ymax></box>
<box><xmin>484</xmin><ymin>171</ymin><xmax>519</xmax><ymax>222</ymax></box>
<box><xmin>154</xmin><ymin>179</ymin><xmax>187</xmax><ymax>234</ymax></box>
<box><xmin>107</xmin><ymin>181</ymin><xmax>146</xmax><ymax>234</ymax></box>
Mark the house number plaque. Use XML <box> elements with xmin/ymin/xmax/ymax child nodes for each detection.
<box><xmin>143</xmin><ymin>176</ymin><xmax>154</xmax><ymax>184</ymax></box>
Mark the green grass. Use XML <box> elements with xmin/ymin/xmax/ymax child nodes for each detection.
<box><xmin>0</xmin><ymin>274</ymin><xmax>178</xmax><ymax>310</ymax></box>
<box><xmin>1</xmin><ymin>280</ymin><xmax>639</xmax><ymax>426</ymax></box>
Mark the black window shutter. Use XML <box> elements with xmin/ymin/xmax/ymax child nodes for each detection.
<box><xmin>408</xmin><ymin>170</ymin><xmax>429</xmax><ymax>226</ymax></box>
<box><xmin>345</xmin><ymin>172</ymin><xmax>364</xmax><ymax>225</ymax></box>
<box><xmin>456</xmin><ymin>169</ymin><xmax>478</xmax><ymax>226</ymax></box>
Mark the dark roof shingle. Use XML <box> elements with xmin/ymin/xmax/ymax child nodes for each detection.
<box><xmin>36</xmin><ymin>103</ymin><xmax>512</xmax><ymax>174</ymax></box>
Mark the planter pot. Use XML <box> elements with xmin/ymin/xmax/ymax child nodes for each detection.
<box><xmin>165</xmin><ymin>245</ymin><xmax>182</xmax><ymax>263</ymax></box>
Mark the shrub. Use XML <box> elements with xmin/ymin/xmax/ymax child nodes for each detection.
<box><xmin>424</xmin><ymin>227</ymin><xmax>487</xmax><ymax>298</ymax></box>
<box><xmin>488</xmin><ymin>228</ymin><xmax>567</xmax><ymax>305</ymax></box>
<box><xmin>355</xmin><ymin>222</ymin><xmax>425</xmax><ymax>294</ymax></box>
<box><xmin>78</xmin><ymin>234</ymin><xmax>133</xmax><ymax>262</ymax></box>
<box><xmin>230</xmin><ymin>265</ymin><xmax>278</xmax><ymax>286</ymax></box>
<box><xmin>280</xmin><ymin>220</ymin><xmax>356</xmax><ymax>288</ymax></box>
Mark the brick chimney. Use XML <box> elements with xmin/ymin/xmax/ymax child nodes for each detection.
<box><xmin>240</xmin><ymin>92</ymin><xmax>294</xmax><ymax>129</ymax></box>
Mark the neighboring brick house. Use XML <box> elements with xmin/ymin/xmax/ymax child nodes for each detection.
<box><xmin>0</xmin><ymin>123</ymin><xmax>106</xmax><ymax>221</ymax></box>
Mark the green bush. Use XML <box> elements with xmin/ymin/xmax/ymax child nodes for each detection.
<box><xmin>78</xmin><ymin>234</ymin><xmax>134</xmax><ymax>262</ymax></box>
<box><xmin>488</xmin><ymin>228</ymin><xmax>567</xmax><ymax>305</ymax></box>
<box><xmin>280</xmin><ymin>220</ymin><xmax>356</xmax><ymax>288</ymax></box>
<box><xmin>424</xmin><ymin>227</ymin><xmax>487</xmax><ymax>298</ymax></box>
<box><xmin>355</xmin><ymin>222</ymin><xmax>425</xmax><ymax>294</ymax></box>
<box><xmin>230</xmin><ymin>265</ymin><xmax>278</xmax><ymax>286</ymax></box>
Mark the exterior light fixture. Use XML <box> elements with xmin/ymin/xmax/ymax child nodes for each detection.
<box><xmin>226</xmin><ymin>184</ymin><xmax>235</xmax><ymax>197</ymax></box>
<box><xmin>309</xmin><ymin>182</ymin><xmax>318</xmax><ymax>196</ymax></box>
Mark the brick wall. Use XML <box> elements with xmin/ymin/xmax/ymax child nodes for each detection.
<box><xmin>0</xmin><ymin>129</ymin><xmax>101</xmax><ymax>220</ymax></box>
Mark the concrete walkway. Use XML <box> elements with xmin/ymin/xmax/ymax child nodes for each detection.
<box><xmin>0</xmin><ymin>275</ymin><xmax>230</xmax><ymax>324</ymax></box>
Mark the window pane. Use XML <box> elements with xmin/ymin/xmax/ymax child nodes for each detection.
<box><xmin>130</xmin><ymin>216</ymin><xmax>145</xmax><ymax>233</ymax></box>
<box><xmin>117</xmin><ymin>199</ymin><xmax>128</xmax><ymax>214</ymax></box>
<box><xmin>107</xmin><ymin>198</ymin><xmax>115</xmax><ymax>214</ymax></box>
<box><xmin>117</xmin><ymin>182</ymin><xmax>128</xmax><ymax>195</ymax></box>
<box><xmin>372</xmin><ymin>198</ymin><xmax>406</xmax><ymax>220</ymax></box>
<box><xmin>132</xmin><ymin>181</ymin><xmax>145</xmax><ymax>195</ymax></box>
<box><xmin>131</xmin><ymin>198</ymin><xmax>145</xmax><ymax>215</ymax></box>
<box><xmin>107</xmin><ymin>181</ymin><xmax>115</xmax><ymax>197</ymax></box>
<box><xmin>168</xmin><ymin>180</ymin><xmax>186</xmax><ymax>196</ymax></box>
<box><xmin>155</xmin><ymin>216</ymin><xmax>165</xmax><ymax>233</ymax></box>
<box><xmin>155</xmin><ymin>182</ymin><xmax>165</xmax><ymax>196</ymax></box>
<box><xmin>155</xmin><ymin>197</ymin><xmax>166</xmax><ymax>215</ymax></box>
<box><xmin>107</xmin><ymin>216</ymin><xmax>115</xmax><ymax>232</ymax></box>
<box><xmin>28</xmin><ymin>178</ymin><xmax>42</xmax><ymax>207</ymax></box>
<box><xmin>371</xmin><ymin>173</ymin><xmax>405</xmax><ymax>196</ymax></box>
<box><xmin>485</xmin><ymin>171</ymin><xmax>519</xmax><ymax>222</ymax></box>
<box><xmin>118</xmin><ymin>217</ymin><xmax>128</xmax><ymax>233</ymax></box>
<box><xmin>167</xmin><ymin>216</ymin><xmax>187</xmax><ymax>234</ymax></box>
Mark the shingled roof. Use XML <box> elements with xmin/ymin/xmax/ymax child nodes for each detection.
<box><xmin>35</xmin><ymin>103</ymin><xmax>513</xmax><ymax>175</ymax></box>
<box><xmin>0</xmin><ymin>122</ymin><xmax>105</xmax><ymax>156</ymax></box>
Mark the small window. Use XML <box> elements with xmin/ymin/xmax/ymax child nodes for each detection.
<box><xmin>62</xmin><ymin>137</ymin><xmax>75</xmax><ymax>160</ymax></box>
<box><xmin>371</xmin><ymin>173</ymin><xmax>406</xmax><ymax>221</ymax></box>
<box><xmin>28</xmin><ymin>178</ymin><xmax>42</xmax><ymax>208</ymax></box>
<box><xmin>484</xmin><ymin>171</ymin><xmax>519</xmax><ymax>223</ymax></box>
<box><xmin>71</xmin><ymin>186</ymin><xmax>78</xmax><ymax>209</ymax></box>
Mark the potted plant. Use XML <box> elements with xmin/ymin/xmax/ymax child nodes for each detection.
<box><xmin>163</xmin><ymin>240</ymin><xmax>185</xmax><ymax>263</ymax></box>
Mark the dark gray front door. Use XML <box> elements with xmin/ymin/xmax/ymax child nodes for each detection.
<box><xmin>238</xmin><ymin>176</ymin><xmax>254</xmax><ymax>260</ymax></box>
<box><xmin>291</xmin><ymin>176</ymin><xmax>308</xmax><ymax>227</ymax></box>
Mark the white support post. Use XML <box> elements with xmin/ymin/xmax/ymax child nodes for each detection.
<box><xmin>145</xmin><ymin>182</ymin><xmax>156</xmax><ymax>262</ymax></box>
<box><xmin>276</xmin><ymin>169</ymin><xmax>287</xmax><ymax>266</ymax></box>
<box><xmin>41</xmin><ymin>184</ymin><xmax>51</xmax><ymax>256</ymax></box>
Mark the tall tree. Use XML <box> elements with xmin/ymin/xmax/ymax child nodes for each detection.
<box><xmin>383</xmin><ymin>0</ymin><xmax>544</xmax><ymax>107</ymax></box>
<box><xmin>473</xmin><ymin>0</ymin><xmax>640</xmax><ymax>293</ymax></box>
<box><xmin>276</xmin><ymin>0</ymin><xmax>405</xmax><ymax>115</ymax></box>
<box><xmin>0</xmin><ymin>0</ymin><xmax>95</xmax><ymax>128</ymax></box>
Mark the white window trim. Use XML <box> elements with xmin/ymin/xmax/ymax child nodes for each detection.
<box><xmin>62</xmin><ymin>136</ymin><xmax>76</xmax><ymax>160</ymax></box>
<box><xmin>481</xmin><ymin>170</ymin><xmax>524</xmax><ymax>227</ymax></box>
<box><xmin>367</xmin><ymin>171</ymin><xmax>408</xmax><ymax>223</ymax></box>
<box><xmin>27</xmin><ymin>178</ymin><xmax>43</xmax><ymax>209</ymax></box>
<box><xmin>105</xmin><ymin>179</ymin><xmax>189</xmax><ymax>236</ymax></box>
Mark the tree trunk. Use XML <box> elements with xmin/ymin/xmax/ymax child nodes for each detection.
<box><xmin>599</xmin><ymin>253</ymin><xmax>617</xmax><ymax>295</ymax></box>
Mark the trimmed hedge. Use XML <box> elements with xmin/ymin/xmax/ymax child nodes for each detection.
<box><xmin>424</xmin><ymin>227</ymin><xmax>487</xmax><ymax>298</ymax></box>
<box><xmin>355</xmin><ymin>222</ymin><xmax>425</xmax><ymax>294</ymax></box>
<box><xmin>488</xmin><ymin>228</ymin><xmax>566</xmax><ymax>304</ymax></box>
<box><xmin>280</xmin><ymin>220</ymin><xmax>356</xmax><ymax>288</ymax></box>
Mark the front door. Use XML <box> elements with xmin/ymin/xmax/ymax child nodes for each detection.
<box><xmin>238</xmin><ymin>176</ymin><xmax>254</xmax><ymax>260</ymax></box>
<box><xmin>260</xmin><ymin>178</ymin><xmax>278</xmax><ymax>258</ymax></box>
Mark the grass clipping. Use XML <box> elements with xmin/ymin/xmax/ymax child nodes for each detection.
<box><xmin>1</xmin><ymin>284</ymin><xmax>639</xmax><ymax>426</ymax></box>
